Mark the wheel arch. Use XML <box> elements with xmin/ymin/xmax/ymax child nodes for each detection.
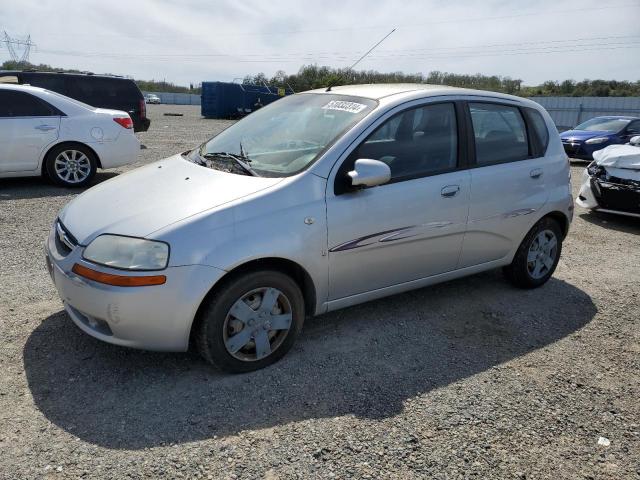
<box><xmin>189</xmin><ymin>257</ymin><xmax>317</xmax><ymax>347</ymax></box>
<box><xmin>543</xmin><ymin>210</ymin><xmax>570</xmax><ymax>239</ymax></box>
<box><xmin>41</xmin><ymin>141</ymin><xmax>102</xmax><ymax>176</ymax></box>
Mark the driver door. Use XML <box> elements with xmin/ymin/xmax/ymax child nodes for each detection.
<box><xmin>325</xmin><ymin>101</ymin><xmax>470</xmax><ymax>301</ymax></box>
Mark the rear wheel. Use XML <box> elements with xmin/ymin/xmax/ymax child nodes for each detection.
<box><xmin>196</xmin><ymin>270</ymin><xmax>305</xmax><ymax>373</ymax></box>
<box><xmin>503</xmin><ymin>217</ymin><xmax>562</xmax><ymax>289</ymax></box>
<box><xmin>45</xmin><ymin>144</ymin><xmax>97</xmax><ymax>187</ymax></box>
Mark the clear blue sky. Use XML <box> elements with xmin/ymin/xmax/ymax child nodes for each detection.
<box><xmin>2</xmin><ymin>0</ymin><xmax>639</xmax><ymax>86</ymax></box>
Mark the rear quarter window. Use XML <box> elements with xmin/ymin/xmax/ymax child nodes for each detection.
<box><xmin>524</xmin><ymin>108</ymin><xmax>550</xmax><ymax>157</ymax></box>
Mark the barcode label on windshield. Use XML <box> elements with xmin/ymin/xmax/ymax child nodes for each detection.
<box><xmin>322</xmin><ymin>100</ymin><xmax>367</xmax><ymax>114</ymax></box>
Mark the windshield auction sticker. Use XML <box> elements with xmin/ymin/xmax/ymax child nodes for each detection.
<box><xmin>322</xmin><ymin>100</ymin><xmax>367</xmax><ymax>114</ymax></box>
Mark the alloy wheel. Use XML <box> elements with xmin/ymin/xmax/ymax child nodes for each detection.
<box><xmin>54</xmin><ymin>150</ymin><xmax>92</xmax><ymax>184</ymax></box>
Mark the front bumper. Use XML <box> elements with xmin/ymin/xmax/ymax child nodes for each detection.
<box><xmin>45</xmin><ymin>223</ymin><xmax>226</xmax><ymax>351</ymax></box>
<box><xmin>576</xmin><ymin>169</ymin><xmax>640</xmax><ymax>217</ymax></box>
<box><xmin>562</xmin><ymin>140</ymin><xmax>612</xmax><ymax>161</ymax></box>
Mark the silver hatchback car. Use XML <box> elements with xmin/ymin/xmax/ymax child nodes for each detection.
<box><xmin>46</xmin><ymin>84</ymin><xmax>573</xmax><ymax>372</ymax></box>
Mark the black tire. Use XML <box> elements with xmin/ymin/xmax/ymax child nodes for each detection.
<box><xmin>196</xmin><ymin>270</ymin><xmax>305</xmax><ymax>373</ymax></box>
<box><xmin>45</xmin><ymin>144</ymin><xmax>97</xmax><ymax>188</ymax></box>
<box><xmin>503</xmin><ymin>217</ymin><xmax>563</xmax><ymax>289</ymax></box>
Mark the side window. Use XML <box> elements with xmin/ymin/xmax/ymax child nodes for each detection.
<box><xmin>470</xmin><ymin>103</ymin><xmax>529</xmax><ymax>165</ymax></box>
<box><xmin>367</xmin><ymin>115</ymin><xmax>402</xmax><ymax>142</ymax></box>
<box><xmin>627</xmin><ymin>120</ymin><xmax>640</xmax><ymax>135</ymax></box>
<box><xmin>0</xmin><ymin>75</ymin><xmax>19</xmax><ymax>84</ymax></box>
<box><xmin>0</xmin><ymin>91</ymin><xmax>13</xmax><ymax>116</ymax></box>
<box><xmin>22</xmin><ymin>74</ymin><xmax>67</xmax><ymax>95</ymax></box>
<box><xmin>0</xmin><ymin>90</ymin><xmax>57</xmax><ymax>117</ymax></box>
<box><xmin>524</xmin><ymin>107</ymin><xmax>550</xmax><ymax>157</ymax></box>
<box><xmin>353</xmin><ymin>102</ymin><xmax>458</xmax><ymax>181</ymax></box>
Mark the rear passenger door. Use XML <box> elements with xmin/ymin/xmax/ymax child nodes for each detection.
<box><xmin>459</xmin><ymin>102</ymin><xmax>549</xmax><ymax>268</ymax></box>
<box><xmin>0</xmin><ymin>90</ymin><xmax>61</xmax><ymax>172</ymax></box>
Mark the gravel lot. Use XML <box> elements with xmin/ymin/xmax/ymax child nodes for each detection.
<box><xmin>1</xmin><ymin>104</ymin><xmax>639</xmax><ymax>479</ymax></box>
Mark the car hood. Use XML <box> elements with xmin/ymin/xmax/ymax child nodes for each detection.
<box><xmin>560</xmin><ymin>129</ymin><xmax>613</xmax><ymax>141</ymax></box>
<box><xmin>593</xmin><ymin>144</ymin><xmax>640</xmax><ymax>171</ymax></box>
<box><xmin>59</xmin><ymin>154</ymin><xmax>283</xmax><ymax>243</ymax></box>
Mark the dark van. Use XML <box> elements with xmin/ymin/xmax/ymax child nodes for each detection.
<box><xmin>0</xmin><ymin>71</ymin><xmax>150</xmax><ymax>132</ymax></box>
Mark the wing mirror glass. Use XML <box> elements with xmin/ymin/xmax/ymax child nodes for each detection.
<box><xmin>348</xmin><ymin>159</ymin><xmax>391</xmax><ymax>188</ymax></box>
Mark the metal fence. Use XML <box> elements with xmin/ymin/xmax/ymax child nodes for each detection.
<box><xmin>529</xmin><ymin>97</ymin><xmax>640</xmax><ymax>131</ymax></box>
<box><xmin>142</xmin><ymin>91</ymin><xmax>201</xmax><ymax>105</ymax></box>
<box><xmin>143</xmin><ymin>92</ymin><xmax>640</xmax><ymax>128</ymax></box>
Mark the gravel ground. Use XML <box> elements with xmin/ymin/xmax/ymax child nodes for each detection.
<box><xmin>0</xmin><ymin>104</ymin><xmax>639</xmax><ymax>479</ymax></box>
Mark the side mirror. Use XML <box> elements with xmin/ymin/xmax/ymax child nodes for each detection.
<box><xmin>630</xmin><ymin>135</ymin><xmax>640</xmax><ymax>146</ymax></box>
<box><xmin>348</xmin><ymin>159</ymin><xmax>391</xmax><ymax>188</ymax></box>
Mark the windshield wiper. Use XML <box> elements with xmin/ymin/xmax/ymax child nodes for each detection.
<box><xmin>201</xmin><ymin>152</ymin><xmax>258</xmax><ymax>177</ymax></box>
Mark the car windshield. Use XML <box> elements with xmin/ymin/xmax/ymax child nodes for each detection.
<box><xmin>574</xmin><ymin>117</ymin><xmax>631</xmax><ymax>132</ymax></box>
<box><xmin>188</xmin><ymin>93</ymin><xmax>377</xmax><ymax>177</ymax></box>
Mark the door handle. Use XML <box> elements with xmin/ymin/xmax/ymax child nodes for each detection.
<box><xmin>35</xmin><ymin>125</ymin><xmax>56</xmax><ymax>131</ymax></box>
<box><xmin>530</xmin><ymin>168</ymin><xmax>543</xmax><ymax>179</ymax></box>
<box><xmin>441</xmin><ymin>185</ymin><xmax>460</xmax><ymax>197</ymax></box>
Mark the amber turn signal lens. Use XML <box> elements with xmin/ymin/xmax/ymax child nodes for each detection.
<box><xmin>72</xmin><ymin>264</ymin><xmax>166</xmax><ymax>287</ymax></box>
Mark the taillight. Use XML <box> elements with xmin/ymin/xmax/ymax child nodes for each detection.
<box><xmin>140</xmin><ymin>99</ymin><xmax>146</xmax><ymax>118</ymax></box>
<box><xmin>113</xmin><ymin>116</ymin><xmax>133</xmax><ymax>129</ymax></box>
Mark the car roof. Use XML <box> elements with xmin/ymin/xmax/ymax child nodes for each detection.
<box><xmin>0</xmin><ymin>70</ymin><xmax>126</xmax><ymax>79</ymax></box>
<box><xmin>0</xmin><ymin>83</ymin><xmax>92</xmax><ymax>113</ymax></box>
<box><xmin>0</xmin><ymin>83</ymin><xmax>50</xmax><ymax>94</ymax></box>
<box><xmin>305</xmin><ymin>83</ymin><xmax>528</xmax><ymax>104</ymax></box>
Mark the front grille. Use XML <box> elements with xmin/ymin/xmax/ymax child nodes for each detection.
<box><xmin>562</xmin><ymin>141</ymin><xmax>581</xmax><ymax>155</ymax></box>
<box><xmin>54</xmin><ymin>220</ymin><xmax>78</xmax><ymax>256</ymax></box>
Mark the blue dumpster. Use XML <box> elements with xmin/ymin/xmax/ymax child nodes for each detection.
<box><xmin>201</xmin><ymin>82</ymin><xmax>293</xmax><ymax>119</ymax></box>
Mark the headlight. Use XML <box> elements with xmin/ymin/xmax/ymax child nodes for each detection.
<box><xmin>83</xmin><ymin>235</ymin><xmax>169</xmax><ymax>270</ymax></box>
<box><xmin>585</xmin><ymin>137</ymin><xmax>609</xmax><ymax>145</ymax></box>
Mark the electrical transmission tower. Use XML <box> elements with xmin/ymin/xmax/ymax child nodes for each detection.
<box><xmin>2</xmin><ymin>31</ymin><xmax>35</xmax><ymax>63</ymax></box>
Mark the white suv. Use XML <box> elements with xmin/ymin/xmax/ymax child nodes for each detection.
<box><xmin>46</xmin><ymin>84</ymin><xmax>573</xmax><ymax>372</ymax></box>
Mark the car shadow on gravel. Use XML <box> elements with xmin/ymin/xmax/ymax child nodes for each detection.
<box><xmin>23</xmin><ymin>271</ymin><xmax>596</xmax><ymax>450</ymax></box>
<box><xmin>579</xmin><ymin>211</ymin><xmax>640</xmax><ymax>235</ymax></box>
<box><xmin>0</xmin><ymin>172</ymin><xmax>119</xmax><ymax>201</ymax></box>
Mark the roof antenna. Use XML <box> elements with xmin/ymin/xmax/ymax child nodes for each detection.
<box><xmin>326</xmin><ymin>28</ymin><xmax>396</xmax><ymax>92</ymax></box>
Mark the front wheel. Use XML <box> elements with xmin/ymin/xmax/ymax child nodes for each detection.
<box><xmin>196</xmin><ymin>270</ymin><xmax>305</xmax><ymax>373</ymax></box>
<box><xmin>45</xmin><ymin>144</ymin><xmax>97</xmax><ymax>187</ymax></box>
<box><xmin>503</xmin><ymin>217</ymin><xmax>563</xmax><ymax>289</ymax></box>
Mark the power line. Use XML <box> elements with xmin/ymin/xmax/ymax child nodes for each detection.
<box><xmin>36</xmin><ymin>37</ymin><xmax>640</xmax><ymax>63</ymax></box>
<box><xmin>26</xmin><ymin>2</ymin><xmax>640</xmax><ymax>39</ymax></box>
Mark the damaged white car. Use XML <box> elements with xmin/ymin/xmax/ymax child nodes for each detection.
<box><xmin>577</xmin><ymin>135</ymin><xmax>640</xmax><ymax>218</ymax></box>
